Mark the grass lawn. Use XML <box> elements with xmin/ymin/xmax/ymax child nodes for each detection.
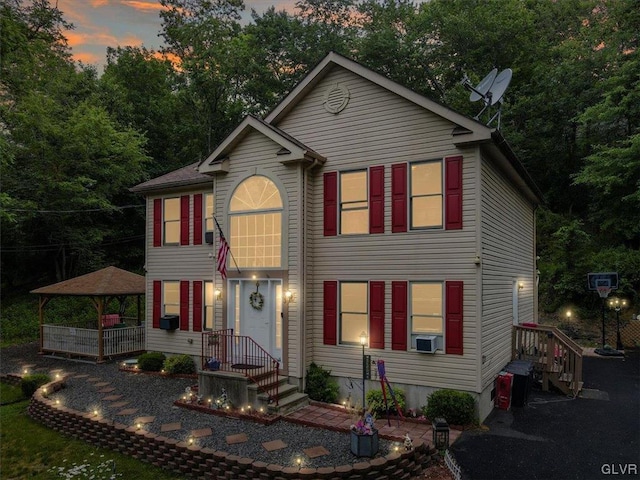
<box><xmin>0</xmin><ymin>384</ymin><xmax>182</xmax><ymax>479</ymax></box>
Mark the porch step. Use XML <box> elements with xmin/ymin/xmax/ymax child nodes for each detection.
<box><xmin>248</xmin><ymin>375</ymin><xmax>309</xmax><ymax>415</ymax></box>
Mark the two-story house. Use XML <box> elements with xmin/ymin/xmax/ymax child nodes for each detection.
<box><xmin>131</xmin><ymin>52</ymin><xmax>543</xmax><ymax>421</ymax></box>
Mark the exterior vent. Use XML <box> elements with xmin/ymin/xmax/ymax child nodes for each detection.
<box><xmin>323</xmin><ymin>84</ymin><xmax>350</xmax><ymax>114</ymax></box>
<box><xmin>416</xmin><ymin>335</ymin><xmax>438</xmax><ymax>353</ymax></box>
<box><xmin>204</xmin><ymin>231</ymin><xmax>214</xmax><ymax>244</ymax></box>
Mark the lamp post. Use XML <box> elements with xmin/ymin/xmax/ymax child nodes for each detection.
<box><xmin>608</xmin><ymin>298</ymin><xmax>627</xmax><ymax>351</ymax></box>
<box><xmin>360</xmin><ymin>331</ymin><xmax>367</xmax><ymax>413</ymax></box>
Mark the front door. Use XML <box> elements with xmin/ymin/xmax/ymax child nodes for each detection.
<box><xmin>228</xmin><ymin>279</ymin><xmax>283</xmax><ymax>362</ymax></box>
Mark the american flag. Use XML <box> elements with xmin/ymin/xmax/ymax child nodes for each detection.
<box><xmin>217</xmin><ymin>235</ymin><xmax>230</xmax><ymax>280</ymax></box>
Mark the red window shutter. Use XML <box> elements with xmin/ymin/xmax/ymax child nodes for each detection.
<box><xmin>369</xmin><ymin>281</ymin><xmax>385</xmax><ymax>349</ymax></box>
<box><xmin>152</xmin><ymin>280</ymin><xmax>161</xmax><ymax>328</ymax></box>
<box><xmin>323</xmin><ymin>281</ymin><xmax>337</xmax><ymax>345</ymax></box>
<box><xmin>445</xmin><ymin>155</ymin><xmax>463</xmax><ymax>230</ymax></box>
<box><xmin>391</xmin><ymin>281</ymin><xmax>407</xmax><ymax>350</ymax></box>
<box><xmin>369</xmin><ymin>166</ymin><xmax>385</xmax><ymax>234</ymax></box>
<box><xmin>324</xmin><ymin>172</ymin><xmax>337</xmax><ymax>236</ymax></box>
<box><xmin>180</xmin><ymin>280</ymin><xmax>189</xmax><ymax>331</ymax></box>
<box><xmin>193</xmin><ymin>194</ymin><xmax>203</xmax><ymax>246</ymax></box>
<box><xmin>192</xmin><ymin>281</ymin><xmax>203</xmax><ymax>332</ymax></box>
<box><xmin>391</xmin><ymin>163</ymin><xmax>407</xmax><ymax>233</ymax></box>
<box><xmin>445</xmin><ymin>281</ymin><xmax>464</xmax><ymax>355</ymax></box>
<box><xmin>153</xmin><ymin>199</ymin><xmax>162</xmax><ymax>247</ymax></box>
<box><xmin>180</xmin><ymin>195</ymin><xmax>190</xmax><ymax>245</ymax></box>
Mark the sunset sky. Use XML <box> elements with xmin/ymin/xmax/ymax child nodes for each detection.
<box><xmin>57</xmin><ymin>0</ymin><xmax>295</xmax><ymax>70</ymax></box>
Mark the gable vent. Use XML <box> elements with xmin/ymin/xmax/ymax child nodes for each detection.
<box><xmin>323</xmin><ymin>83</ymin><xmax>350</xmax><ymax>114</ymax></box>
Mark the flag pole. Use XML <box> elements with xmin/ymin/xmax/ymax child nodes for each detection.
<box><xmin>214</xmin><ymin>216</ymin><xmax>241</xmax><ymax>274</ymax></box>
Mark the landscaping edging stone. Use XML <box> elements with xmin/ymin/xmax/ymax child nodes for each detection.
<box><xmin>28</xmin><ymin>375</ymin><xmax>432</xmax><ymax>479</ymax></box>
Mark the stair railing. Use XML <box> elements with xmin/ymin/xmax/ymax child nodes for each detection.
<box><xmin>202</xmin><ymin>329</ymin><xmax>280</xmax><ymax>405</ymax></box>
<box><xmin>513</xmin><ymin>324</ymin><xmax>583</xmax><ymax>397</ymax></box>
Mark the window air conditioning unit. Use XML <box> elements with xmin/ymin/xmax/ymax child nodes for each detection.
<box><xmin>159</xmin><ymin>315</ymin><xmax>179</xmax><ymax>331</ymax></box>
<box><xmin>416</xmin><ymin>335</ymin><xmax>438</xmax><ymax>353</ymax></box>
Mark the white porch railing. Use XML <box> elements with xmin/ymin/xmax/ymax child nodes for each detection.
<box><xmin>42</xmin><ymin>324</ymin><xmax>144</xmax><ymax>361</ymax></box>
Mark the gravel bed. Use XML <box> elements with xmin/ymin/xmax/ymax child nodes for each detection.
<box><xmin>1</xmin><ymin>343</ymin><xmax>393</xmax><ymax>468</ymax></box>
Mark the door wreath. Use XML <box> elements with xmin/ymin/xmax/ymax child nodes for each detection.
<box><xmin>249</xmin><ymin>281</ymin><xmax>264</xmax><ymax>311</ymax></box>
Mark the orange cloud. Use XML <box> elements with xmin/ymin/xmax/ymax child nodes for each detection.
<box><xmin>90</xmin><ymin>0</ymin><xmax>110</xmax><ymax>6</ymax></box>
<box><xmin>74</xmin><ymin>51</ymin><xmax>103</xmax><ymax>64</ymax></box>
<box><xmin>121</xmin><ymin>0</ymin><xmax>166</xmax><ymax>12</ymax></box>
<box><xmin>65</xmin><ymin>29</ymin><xmax>119</xmax><ymax>48</ymax></box>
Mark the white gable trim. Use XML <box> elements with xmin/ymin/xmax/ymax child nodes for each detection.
<box><xmin>265</xmin><ymin>52</ymin><xmax>492</xmax><ymax>138</ymax></box>
<box><xmin>198</xmin><ymin>116</ymin><xmax>325</xmax><ymax>174</ymax></box>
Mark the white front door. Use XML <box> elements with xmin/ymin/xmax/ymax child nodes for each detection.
<box><xmin>229</xmin><ymin>279</ymin><xmax>282</xmax><ymax>362</ymax></box>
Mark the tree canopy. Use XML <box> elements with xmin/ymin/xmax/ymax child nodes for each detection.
<box><xmin>1</xmin><ymin>0</ymin><xmax>638</xmax><ymax>312</ymax></box>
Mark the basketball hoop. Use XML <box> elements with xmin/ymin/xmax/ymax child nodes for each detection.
<box><xmin>597</xmin><ymin>286</ymin><xmax>612</xmax><ymax>299</ymax></box>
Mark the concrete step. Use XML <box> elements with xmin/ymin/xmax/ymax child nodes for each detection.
<box><xmin>267</xmin><ymin>391</ymin><xmax>309</xmax><ymax>416</ymax></box>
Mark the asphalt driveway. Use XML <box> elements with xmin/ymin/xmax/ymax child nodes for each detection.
<box><xmin>450</xmin><ymin>350</ymin><xmax>640</xmax><ymax>480</ymax></box>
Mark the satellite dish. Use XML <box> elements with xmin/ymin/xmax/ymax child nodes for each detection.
<box><xmin>487</xmin><ymin>68</ymin><xmax>512</xmax><ymax>106</ymax></box>
<box><xmin>469</xmin><ymin>68</ymin><xmax>497</xmax><ymax>102</ymax></box>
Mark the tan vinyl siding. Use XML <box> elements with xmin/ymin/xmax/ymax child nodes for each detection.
<box><xmin>480</xmin><ymin>158</ymin><xmax>536</xmax><ymax>387</ymax></box>
<box><xmin>278</xmin><ymin>67</ymin><xmax>480</xmax><ymax>392</ymax></box>
<box><xmin>144</xmin><ymin>132</ymin><xmax>302</xmax><ymax>374</ymax></box>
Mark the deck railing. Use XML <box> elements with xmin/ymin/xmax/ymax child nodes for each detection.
<box><xmin>42</xmin><ymin>324</ymin><xmax>145</xmax><ymax>361</ymax></box>
<box><xmin>513</xmin><ymin>324</ymin><xmax>583</xmax><ymax>396</ymax></box>
<box><xmin>202</xmin><ymin>329</ymin><xmax>280</xmax><ymax>405</ymax></box>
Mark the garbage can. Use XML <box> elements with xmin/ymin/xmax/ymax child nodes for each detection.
<box><xmin>504</xmin><ymin>360</ymin><xmax>534</xmax><ymax>407</ymax></box>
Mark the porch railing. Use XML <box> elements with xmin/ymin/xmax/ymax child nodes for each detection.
<box><xmin>202</xmin><ymin>329</ymin><xmax>280</xmax><ymax>405</ymax></box>
<box><xmin>42</xmin><ymin>324</ymin><xmax>145</xmax><ymax>360</ymax></box>
<box><xmin>513</xmin><ymin>324</ymin><xmax>583</xmax><ymax>396</ymax></box>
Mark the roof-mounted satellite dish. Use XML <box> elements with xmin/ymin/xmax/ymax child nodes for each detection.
<box><xmin>488</xmin><ymin>68</ymin><xmax>512</xmax><ymax>106</ymax></box>
<box><xmin>460</xmin><ymin>67</ymin><xmax>513</xmax><ymax>129</ymax></box>
<box><xmin>469</xmin><ymin>68</ymin><xmax>497</xmax><ymax>102</ymax></box>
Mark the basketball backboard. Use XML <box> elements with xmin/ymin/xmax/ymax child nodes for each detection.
<box><xmin>587</xmin><ymin>272</ymin><xmax>618</xmax><ymax>291</ymax></box>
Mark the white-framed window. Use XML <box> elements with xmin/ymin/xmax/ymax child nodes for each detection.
<box><xmin>204</xmin><ymin>281</ymin><xmax>215</xmax><ymax>330</ymax></box>
<box><xmin>204</xmin><ymin>192</ymin><xmax>215</xmax><ymax>234</ymax></box>
<box><xmin>410</xmin><ymin>282</ymin><xmax>443</xmax><ymax>335</ymax></box>
<box><xmin>339</xmin><ymin>282</ymin><xmax>368</xmax><ymax>344</ymax></box>
<box><xmin>163</xmin><ymin>281</ymin><xmax>180</xmax><ymax>315</ymax></box>
<box><xmin>410</xmin><ymin>160</ymin><xmax>443</xmax><ymax>229</ymax></box>
<box><xmin>340</xmin><ymin>170</ymin><xmax>368</xmax><ymax>234</ymax></box>
<box><xmin>163</xmin><ymin>198</ymin><xmax>180</xmax><ymax>244</ymax></box>
<box><xmin>229</xmin><ymin>176</ymin><xmax>283</xmax><ymax>268</ymax></box>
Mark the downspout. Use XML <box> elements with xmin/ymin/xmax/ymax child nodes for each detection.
<box><xmin>300</xmin><ymin>158</ymin><xmax>320</xmax><ymax>391</ymax></box>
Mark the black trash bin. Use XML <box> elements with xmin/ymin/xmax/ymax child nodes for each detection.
<box><xmin>504</xmin><ymin>360</ymin><xmax>534</xmax><ymax>407</ymax></box>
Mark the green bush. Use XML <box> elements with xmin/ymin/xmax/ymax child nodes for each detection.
<box><xmin>304</xmin><ymin>362</ymin><xmax>339</xmax><ymax>403</ymax></box>
<box><xmin>163</xmin><ymin>354</ymin><xmax>196</xmax><ymax>374</ymax></box>
<box><xmin>21</xmin><ymin>373</ymin><xmax>51</xmax><ymax>398</ymax></box>
<box><xmin>366</xmin><ymin>388</ymin><xmax>406</xmax><ymax>417</ymax></box>
<box><xmin>424</xmin><ymin>389</ymin><xmax>476</xmax><ymax>425</ymax></box>
<box><xmin>137</xmin><ymin>352</ymin><xmax>166</xmax><ymax>372</ymax></box>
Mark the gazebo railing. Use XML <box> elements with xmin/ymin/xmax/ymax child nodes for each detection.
<box><xmin>42</xmin><ymin>324</ymin><xmax>144</xmax><ymax>360</ymax></box>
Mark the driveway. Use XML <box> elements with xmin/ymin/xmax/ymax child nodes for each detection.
<box><xmin>450</xmin><ymin>350</ymin><xmax>640</xmax><ymax>480</ymax></box>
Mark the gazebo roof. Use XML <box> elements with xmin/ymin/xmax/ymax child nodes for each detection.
<box><xmin>30</xmin><ymin>266</ymin><xmax>145</xmax><ymax>297</ymax></box>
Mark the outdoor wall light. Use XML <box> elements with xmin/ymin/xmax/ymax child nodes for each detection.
<box><xmin>284</xmin><ymin>290</ymin><xmax>293</xmax><ymax>303</ymax></box>
<box><xmin>566</xmin><ymin>310</ymin><xmax>572</xmax><ymax>320</ymax></box>
<box><xmin>518</xmin><ymin>281</ymin><xmax>524</xmax><ymax>290</ymax></box>
<box><xmin>214</xmin><ymin>289</ymin><xmax>222</xmax><ymax>301</ymax></box>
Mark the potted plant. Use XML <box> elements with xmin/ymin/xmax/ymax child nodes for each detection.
<box><xmin>350</xmin><ymin>411</ymin><xmax>379</xmax><ymax>457</ymax></box>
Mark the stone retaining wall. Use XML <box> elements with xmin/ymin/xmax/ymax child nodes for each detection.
<box><xmin>27</xmin><ymin>376</ymin><xmax>432</xmax><ymax>479</ymax></box>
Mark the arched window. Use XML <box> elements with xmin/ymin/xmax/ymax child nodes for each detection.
<box><xmin>229</xmin><ymin>176</ymin><xmax>283</xmax><ymax>268</ymax></box>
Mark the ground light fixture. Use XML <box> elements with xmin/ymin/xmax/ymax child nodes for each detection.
<box><xmin>432</xmin><ymin>417</ymin><xmax>450</xmax><ymax>450</ymax></box>
<box><xmin>360</xmin><ymin>331</ymin><xmax>367</xmax><ymax>413</ymax></box>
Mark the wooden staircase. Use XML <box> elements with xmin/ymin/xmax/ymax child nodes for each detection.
<box><xmin>201</xmin><ymin>329</ymin><xmax>308</xmax><ymax>415</ymax></box>
<box><xmin>513</xmin><ymin>324</ymin><xmax>584</xmax><ymax>397</ymax></box>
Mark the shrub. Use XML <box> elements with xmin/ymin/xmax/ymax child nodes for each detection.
<box><xmin>424</xmin><ymin>389</ymin><xmax>476</xmax><ymax>425</ymax></box>
<box><xmin>21</xmin><ymin>373</ymin><xmax>50</xmax><ymax>398</ymax></box>
<box><xmin>163</xmin><ymin>354</ymin><xmax>196</xmax><ymax>374</ymax></box>
<box><xmin>137</xmin><ymin>352</ymin><xmax>166</xmax><ymax>371</ymax></box>
<box><xmin>366</xmin><ymin>388</ymin><xmax>406</xmax><ymax>418</ymax></box>
<box><xmin>304</xmin><ymin>362</ymin><xmax>339</xmax><ymax>403</ymax></box>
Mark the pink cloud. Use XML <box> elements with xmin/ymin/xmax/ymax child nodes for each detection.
<box><xmin>74</xmin><ymin>51</ymin><xmax>103</xmax><ymax>64</ymax></box>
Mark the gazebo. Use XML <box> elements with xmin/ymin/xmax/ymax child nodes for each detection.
<box><xmin>31</xmin><ymin>266</ymin><xmax>146</xmax><ymax>363</ymax></box>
